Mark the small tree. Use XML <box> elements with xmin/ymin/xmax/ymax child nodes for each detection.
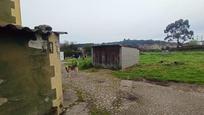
<box><xmin>164</xmin><ymin>19</ymin><xmax>194</xmax><ymax>48</ymax></box>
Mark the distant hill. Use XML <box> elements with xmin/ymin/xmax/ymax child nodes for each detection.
<box><xmin>105</xmin><ymin>39</ymin><xmax>168</xmax><ymax>47</ymax></box>
<box><xmin>61</xmin><ymin>39</ymin><xmax>177</xmax><ymax>55</ymax></box>
<box><xmin>75</xmin><ymin>39</ymin><xmax>170</xmax><ymax>47</ymax></box>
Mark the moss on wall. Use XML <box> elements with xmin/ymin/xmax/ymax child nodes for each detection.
<box><xmin>0</xmin><ymin>36</ymin><xmax>55</xmax><ymax>115</ymax></box>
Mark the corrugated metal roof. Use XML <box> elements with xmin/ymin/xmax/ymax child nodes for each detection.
<box><xmin>93</xmin><ymin>44</ymin><xmax>122</xmax><ymax>48</ymax></box>
<box><xmin>92</xmin><ymin>44</ymin><xmax>138</xmax><ymax>49</ymax></box>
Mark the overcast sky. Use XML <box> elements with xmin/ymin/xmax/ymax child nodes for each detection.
<box><xmin>21</xmin><ymin>0</ymin><xmax>204</xmax><ymax>43</ymax></box>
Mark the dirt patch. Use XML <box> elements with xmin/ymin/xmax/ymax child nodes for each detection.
<box><xmin>140</xmin><ymin>78</ymin><xmax>204</xmax><ymax>93</ymax></box>
<box><xmin>63</xmin><ymin>88</ymin><xmax>78</xmax><ymax>108</ymax></box>
<box><xmin>144</xmin><ymin>79</ymin><xmax>170</xmax><ymax>86</ymax></box>
<box><xmin>94</xmin><ymin>79</ymin><xmax>106</xmax><ymax>84</ymax></box>
<box><xmin>62</xmin><ymin>68</ymin><xmax>204</xmax><ymax>115</ymax></box>
<box><xmin>169</xmin><ymin>82</ymin><xmax>204</xmax><ymax>93</ymax></box>
<box><xmin>65</xmin><ymin>102</ymin><xmax>89</xmax><ymax>115</ymax></box>
<box><xmin>123</xmin><ymin>92</ymin><xmax>138</xmax><ymax>101</ymax></box>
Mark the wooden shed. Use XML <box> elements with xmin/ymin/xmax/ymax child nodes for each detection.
<box><xmin>92</xmin><ymin>45</ymin><xmax>139</xmax><ymax>69</ymax></box>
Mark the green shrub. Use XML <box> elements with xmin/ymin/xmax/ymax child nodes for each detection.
<box><xmin>65</xmin><ymin>57</ymin><xmax>93</xmax><ymax>70</ymax></box>
<box><xmin>78</xmin><ymin>58</ymin><xmax>93</xmax><ymax>70</ymax></box>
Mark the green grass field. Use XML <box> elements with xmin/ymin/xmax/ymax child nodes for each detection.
<box><xmin>113</xmin><ymin>51</ymin><xmax>204</xmax><ymax>84</ymax></box>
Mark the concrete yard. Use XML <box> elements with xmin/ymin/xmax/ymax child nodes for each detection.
<box><xmin>62</xmin><ymin>68</ymin><xmax>204</xmax><ymax>115</ymax></box>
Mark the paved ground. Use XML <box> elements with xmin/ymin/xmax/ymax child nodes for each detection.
<box><xmin>62</xmin><ymin>68</ymin><xmax>204</xmax><ymax>115</ymax></box>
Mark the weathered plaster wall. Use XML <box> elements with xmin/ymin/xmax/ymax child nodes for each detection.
<box><xmin>49</xmin><ymin>33</ymin><xmax>63</xmax><ymax>115</ymax></box>
<box><xmin>121</xmin><ymin>47</ymin><xmax>139</xmax><ymax>69</ymax></box>
<box><xmin>11</xmin><ymin>0</ymin><xmax>21</xmax><ymax>25</ymax></box>
<box><xmin>0</xmin><ymin>0</ymin><xmax>22</xmax><ymax>25</ymax></box>
<box><xmin>0</xmin><ymin>33</ymin><xmax>62</xmax><ymax>115</ymax></box>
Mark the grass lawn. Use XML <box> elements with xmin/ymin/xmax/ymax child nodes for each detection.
<box><xmin>113</xmin><ymin>51</ymin><xmax>204</xmax><ymax>84</ymax></box>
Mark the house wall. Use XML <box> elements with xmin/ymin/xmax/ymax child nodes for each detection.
<box><xmin>60</xmin><ymin>52</ymin><xmax>64</xmax><ymax>61</ymax></box>
<box><xmin>49</xmin><ymin>33</ymin><xmax>63</xmax><ymax>115</ymax></box>
<box><xmin>0</xmin><ymin>32</ymin><xmax>63</xmax><ymax>115</ymax></box>
<box><xmin>92</xmin><ymin>46</ymin><xmax>121</xmax><ymax>69</ymax></box>
<box><xmin>121</xmin><ymin>47</ymin><xmax>139</xmax><ymax>69</ymax></box>
<box><xmin>0</xmin><ymin>0</ymin><xmax>22</xmax><ymax>25</ymax></box>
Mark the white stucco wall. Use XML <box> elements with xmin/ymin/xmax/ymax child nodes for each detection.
<box><xmin>60</xmin><ymin>52</ymin><xmax>64</xmax><ymax>61</ymax></box>
<box><xmin>121</xmin><ymin>47</ymin><xmax>139</xmax><ymax>69</ymax></box>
